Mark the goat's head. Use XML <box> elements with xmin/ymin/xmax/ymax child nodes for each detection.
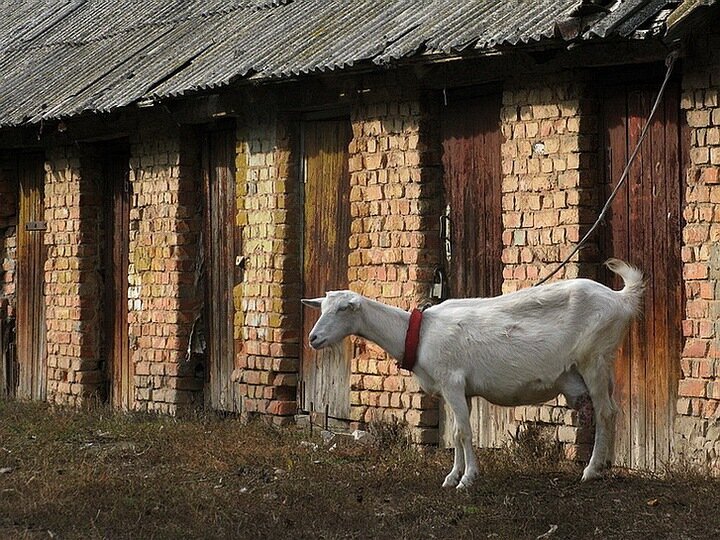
<box><xmin>301</xmin><ymin>290</ymin><xmax>362</xmax><ymax>349</ymax></box>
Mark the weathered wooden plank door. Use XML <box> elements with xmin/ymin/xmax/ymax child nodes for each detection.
<box><xmin>203</xmin><ymin>126</ymin><xmax>240</xmax><ymax>412</ymax></box>
<box><xmin>439</xmin><ymin>90</ymin><xmax>511</xmax><ymax>447</ymax></box>
<box><xmin>601</xmin><ymin>79</ymin><xmax>683</xmax><ymax>471</ymax></box>
<box><xmin>103</xmin><ymin>142</ymin><xmax>132</xmax><ymax>409</ymax></box>
<box><xmin>300</xmin><ymin>117</ymin><xmax>352</xmax><ymax>423</ymax></box>
<box><xmin>16</xmin><ymin>153</ymin><xmax>46</xmax><ymax>401</ymax></box>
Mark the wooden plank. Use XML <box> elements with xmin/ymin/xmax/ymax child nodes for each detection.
<box><xmin>628</xmin><ymin>87</ymin><xmax>644</xmax><ymax>469</ymax></box>
<box><xmin>224</xmin><ymin>128</ymin><xmax>239</xmax><ymax>411</ymax></box>
<box><xmin>202</xmin><ymin>139</ymin><xmax>213</xmax><ymax>396</ymax></box>
<box><xmin>648</xmin><ymin>88</ymin><xmax>666</xmax><ymax>470</ymax></box>
<box><xmin>301</xmin><ymin>118</ymin><xmax>352</xmax><ymax>420</ymax></box>
<box><xmin>602</xmin><ymin>85</ymin><xmax>632</xmax><ymax>467</ymax></box>
<box><xmin>16</xmin><ymin>153</ymin><xmax>46</xmax><ymax>401</ymax></box>
<box><xmin>653</xmin><ymin>82</ymin><xmax>682</xmax><ymax>469</ymax></box>
<box><xmin>666</xmin><ymin>84</ymin><xmax>685</xmax><ymax>466</ymax></box>
<box><xmin>210</xmin><ymin>132</ymin><xmax>222</xmax><ymax>408</ymax></box>
<box><xmin>17</xmin><ymin>162</ymin><xmax>28</xmax><ymax>399</ymax></box>
<box><xmin>626</xmin><ymin>86</ymin><xmax>648</xmax><ymax>470</ymax></box>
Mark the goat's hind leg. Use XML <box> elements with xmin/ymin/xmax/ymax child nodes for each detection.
<box><xmin>578</xmin><ymin>359</ymin><xmax>617</xmax><ymax>481</ymax></box>
<box><xmin>442</xmin><ymin>387</ymin><xmax>477</xmax><ymax>489</ymax></box>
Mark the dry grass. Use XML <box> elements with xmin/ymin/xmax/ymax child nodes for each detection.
<box><xmin>1</xmin><ymin>401</ymin><xmax>719</xmax><ymax>539</ymax></box>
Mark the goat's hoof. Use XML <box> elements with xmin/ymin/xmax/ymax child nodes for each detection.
<box><xmin>457</xmin><ymin>472</ymin><xmax>477</xmax><ymax>489</ymax></box>
<box><xmin>581</xmin><ymin>466</ymin><xmax>602</xmax><ymax>482</ymax></box>
<box><xmin>442</xmin><ymin>471</ymin><xmax>462</xmax><ymax>488</ymax></box>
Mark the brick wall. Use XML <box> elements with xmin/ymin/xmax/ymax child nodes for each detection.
<box><xmin>675</xmin><ymin>32</ymin><xmax>720</xmax><ymax>468</ymax></box>
<box><xmin>347</xmin><ymin>81</ymin><xmax>442</xmax><ymax>444</ymax></box>
<box><xmin>128</xmin><ymin>124</ymin><xmax>204</xmax><ymax>413</ymax></box>
<box><xmin>235</xmin><ymin>108</ymin><xmax>301</xmax><ymax>424</ymax></box>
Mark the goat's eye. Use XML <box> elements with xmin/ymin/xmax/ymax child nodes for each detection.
<box><xmin>337</xmin><ymin>303</ymin><xmax>350</xmax><ymax>312</ymax></box>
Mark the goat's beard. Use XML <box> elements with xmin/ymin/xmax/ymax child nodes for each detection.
<box><xmin>327</xmin><ymin>341</ymin><xmax>343</xmax><ymax>355</ymax></box>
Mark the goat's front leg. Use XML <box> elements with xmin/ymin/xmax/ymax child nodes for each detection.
<box><xmin>442</xmin><ymin>389</ymin><xmax>477</xmax><ymax>489</ymax></box>
<box><xmin>442</xmin><ymin>414</ymin><xmax>465</xmax><ymax>488</ymax></box>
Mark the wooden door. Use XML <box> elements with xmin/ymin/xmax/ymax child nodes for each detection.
<box><xmin>300</xmin><ymin>118</ymin><xmax>352</xmax><ymax>423</ymax></box>
<box><xmin>103</xmin><ymin>143</ymin><xmax>132</xmax><ymax>409</ymax></box>
<box><xmin>440</xmin><ymin>90</ymin><xmax>511</xmax><ymax>448</ymax></box>
<box><xmin>601</xmin><ymin>79</ymin><xmax>684</xmax><ymax>471</ymax></box>
<box><xmin>202</xmin><ymin>127</ymin><xmax>240</xmax><ymax>412</ymax></box>
<box><xmin>16</xmin><ymin>153</ymin><xmax>46</xmax><ymax>400</ymax></box>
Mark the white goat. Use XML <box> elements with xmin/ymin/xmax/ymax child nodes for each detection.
<box><xmin>302</xmin><ymin>259</ymin><xmax>643</xmax><ymax>488</ymax></box>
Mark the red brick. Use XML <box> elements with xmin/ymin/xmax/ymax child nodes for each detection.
<box><xmin>684</xmin><ymin>339</ymin><xmax>709</xmax><ymax>358</ymax></box>
<box><xmin>684</xmin><ymin>263</ymin><xmax>709</xmax><ymax>280</ymax></box>
<box><xmin>698</xmin><ymin>358</ymin><xmax>715</xmax><ymax>378</ymax></box>
<box><xmin>382</xmin><ymin>376</ymin><xmax>405</xmax><ymax>392</ymax></box>
<box><xmin>405</xmin><ymin>408</ymin><xmax>439</xmax><ymax>427</ymax></box>
<box><xmin>363</xmin><ymin>375</ymin><xmax>384</xmax><ymax>391</ymax></box>
<box><xmin>678</xmin><ymin>378</ymin><xmax>707</xmax><ymax>398</ymax></box>
<box><xmin>686</xmin><ymin>299</ymin><xmax>709</xmax><ymax>319</ymax></box>
<box><xmin>700</xmin><ymin>167</ymin><xmax>720</xmax><ymax>184</ymax></box>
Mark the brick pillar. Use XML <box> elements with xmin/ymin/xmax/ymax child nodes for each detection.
<box><xmin>0</xmin><ymin>152</ymin><xmax>18</xmax><ymax>400</ymax></box>
<box><xmin>348</xmin><ymin>84</ymin><xmax>442</xmax><ymax>444</ymax></box>
<box><xmin>500</xmin><ymin>78</ymin><xmax>597</xmax><ymax>292</ymax></box>
<box><xmin>128</xmin><ymin>125</ymin><xmax>204</xmax><ymax>414</ymax></box>
<box><xmin>236</xmin><ymin>109</ymin><xmax>300</xmax><ymax>425</ymax></box>
<box><xmin>45</xmin><ymin>146</ymin><xmax>105</xmax><ymax>405</ymax></box>
<box><xmin>500</xmin><ymin>77</ymin><xmax>598</xmax><ymax>459</ymax></box>
<box><xmin>0</xmin><ymin>153</ymin><xmax>17</xmax><ymax>320</ymax></box>
<box><xmin>674</xmin><ymin>32</ymin><xmax>720</xmax><ymax>469</ymax></box>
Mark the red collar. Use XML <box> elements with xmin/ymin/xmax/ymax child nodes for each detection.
<box><xmin>401</xmin><ymin>309</ymin><xmax>423</xmax><ymax>371</ymax></box>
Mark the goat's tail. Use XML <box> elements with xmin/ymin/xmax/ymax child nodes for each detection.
<box><xmin>605</xmin><ymin>258</ymin><xmax>645</xmax><ymax>315</ymax></box>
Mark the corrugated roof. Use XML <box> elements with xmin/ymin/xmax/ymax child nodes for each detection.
<box><xmin>0</xmin><ymin>0</ymin><xmax>684</xmax><ymax>127</ymax></box>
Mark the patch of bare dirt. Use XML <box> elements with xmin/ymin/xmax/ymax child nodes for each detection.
<box><xmin>1</xmin><ymin>401</ymin><xmax>718</xmax><ymax>539</ymax></box>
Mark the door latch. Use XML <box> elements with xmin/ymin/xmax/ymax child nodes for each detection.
<box><xmin>440</xmin><ymin>205</ymin><xmax>452</xmax><ymax>262</ymax></box>
<box><xmin>431</xmin><ymin>267</ymin><xmax>447</xmax><ymax>301</ymax></box>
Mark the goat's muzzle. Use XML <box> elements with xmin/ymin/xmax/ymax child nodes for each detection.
<box><xmin>308</xmin><ymin>332</ymin><xmax>326</xmax><ymax>350</ymax></box>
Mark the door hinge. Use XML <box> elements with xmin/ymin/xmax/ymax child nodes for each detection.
<box><xmin>25</xmin><ymin>221</ymin><xmax>47</xmax><ymax>231</ymax></box>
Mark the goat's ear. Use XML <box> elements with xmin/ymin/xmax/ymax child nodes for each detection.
<box><xmin>301</xmin><ymin>298</ymin><xmax>323</xmax><ymax>310</ymax></box>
